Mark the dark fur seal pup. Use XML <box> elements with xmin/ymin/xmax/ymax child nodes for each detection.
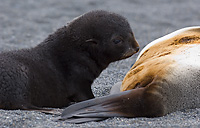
<box><xmin>0</xmin><ymin>10</ymin><xmax>139</xmax><ymax>110</ymax></box>
<box><xmin>60</xmin><ymin>26</ymin><xmax>200</xmax><ymax>123</ymax></box>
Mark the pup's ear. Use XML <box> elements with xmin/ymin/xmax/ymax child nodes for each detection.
<box><xmin>85</xmin><ymin>39</ymin><xmax>98</xmax><ymax>44</ymax></box>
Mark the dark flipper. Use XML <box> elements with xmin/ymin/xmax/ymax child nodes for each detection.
<box><xmin>21</xmin><ymin>104</ymin><xmax>62</xmax><ymax>115</ymax></box>
<box><xmin>59</xmin><ymin>87</ymin><xmax>164</xmax><ymax>123</ymax></box>
<box><xmin>30</xmin><ymin>107</ymin><xmax>62</xmax><ymax>115</ymax></box>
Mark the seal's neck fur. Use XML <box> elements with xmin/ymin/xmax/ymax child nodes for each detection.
<box><xmin>34</xmin><ymin>27</ymin><xmax>110</xmax><ymax>101</ymax></box>
<box><xmin>37</xmin><ymin>26</ymin><xmax>109</xmax><ymax>74</ymax></box>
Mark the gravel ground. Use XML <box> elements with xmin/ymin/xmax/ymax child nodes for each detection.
<box><xmin>0</xmin><ymin>0</ymin><xmax>200</xmax><ymax>127</ymax></box>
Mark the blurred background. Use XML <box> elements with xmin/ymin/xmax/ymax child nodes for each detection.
<box><xmin>1</xmin><ymin>0</ymin><xmax>200</xmax><ymax>50</ymax></box>
<box><xmin>0</xmin><ymin>0</ymin><xmax>200</xmax><ymax>127</ymax></box>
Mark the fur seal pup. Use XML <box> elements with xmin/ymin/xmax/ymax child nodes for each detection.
<box><xmin>60</xmin><ymin>26</ymin><xmax>200</xmax><ymax>123</ymax></box>
<box><xmin>0</xmin><ymin>10</ymin><xmax>139</xmax><ymax>110</ymax></box>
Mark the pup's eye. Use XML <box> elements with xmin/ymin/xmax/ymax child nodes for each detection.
<box><xmin>113</xmin><ymin>39</ymin><xmax>123</xmax><ymax>44</ymax></box>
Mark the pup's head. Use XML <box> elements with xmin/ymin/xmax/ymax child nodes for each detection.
<box><xmin>67</xmin><ymin>10</ymin><xmax>139</xmax><ymax>65</ymax></box>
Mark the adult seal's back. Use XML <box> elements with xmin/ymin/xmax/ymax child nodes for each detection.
<box><xmin>60</xmin><ymin>26</ymin><xmax>200</xmax><ymax>123</ymax></box>
<box><xmin>0</xmin><ymin>10</ymin><xmax>139</xmax><ymax>110</ymax></box>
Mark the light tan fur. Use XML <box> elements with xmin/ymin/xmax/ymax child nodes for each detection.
<box><xmin>121</xmin><ymin>27</ymin><xmax>200</xmax><ymax>91</ymax></box>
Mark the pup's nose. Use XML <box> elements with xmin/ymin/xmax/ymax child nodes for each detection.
<box><xmin>130</xmin><ymin>37</ymin><xmax>139</xmax><ymax>53</ymax></box>
<box><xmin>135</xmin><ymin>46</ymin><xmax>140</xmax><ymax>53</ymax></box>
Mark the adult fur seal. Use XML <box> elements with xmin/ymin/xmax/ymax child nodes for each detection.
<box><xmin>0</xmin><ymin>10</ymin><xmax>139</xmax><ymax>110</ymax></box>
<box><xmin>60</xmin><ymin>26</ymin><xmax>200</xmax><ymax>123</ymax></box>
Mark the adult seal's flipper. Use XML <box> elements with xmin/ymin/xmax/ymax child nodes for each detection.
<box><xmin>59</xmin><ymin>86</ymin><xmax>164</xmax><ymax>123</ymax></box>
<box><xmin>59</xmin><ymin>91</ymin><xmax>133</xmax><ymax>123</ymax></box>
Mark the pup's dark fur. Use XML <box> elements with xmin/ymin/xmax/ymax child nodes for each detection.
<box><xmin>0</xmin><ymin>10</ymin><xmax>139</xmax><ymax>110</ymax></box>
